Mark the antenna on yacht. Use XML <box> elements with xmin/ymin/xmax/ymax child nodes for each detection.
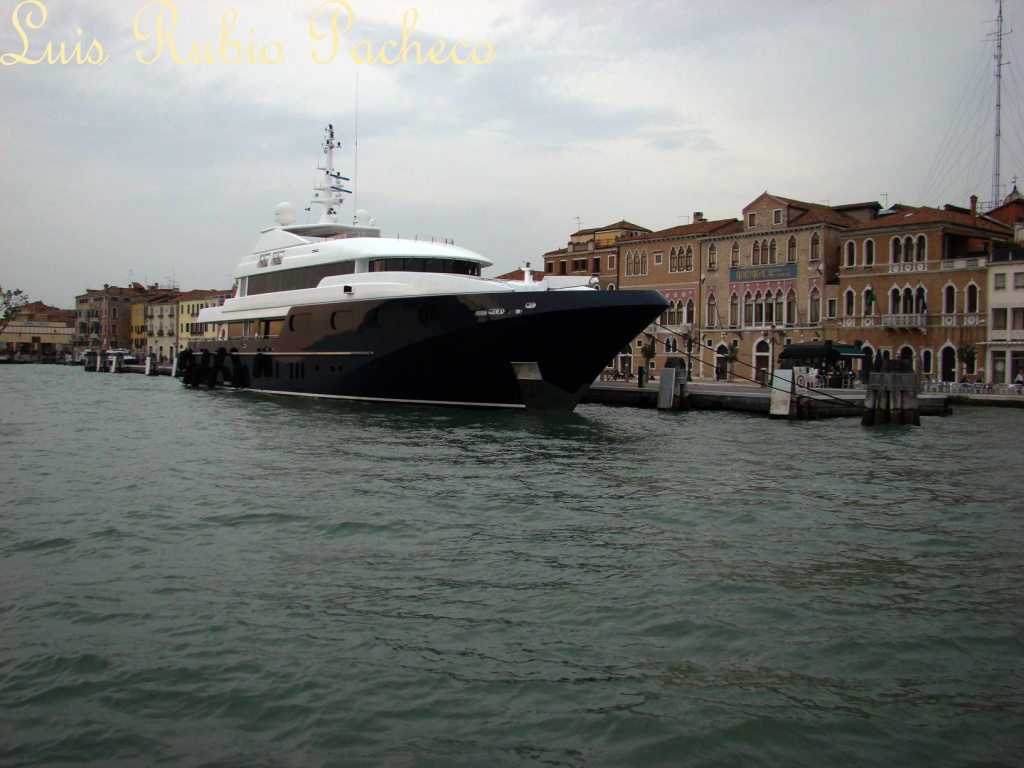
<box><xmin>354</xmin><ymin>70</ymin><xmax>360</xmax><ymax>217</ymax></box>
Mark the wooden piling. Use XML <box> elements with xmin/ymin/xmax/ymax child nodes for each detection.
<box><xmin>863</xmin><ymin>358</ymin><xmax>920</xmax><ymax>426</ymax></box>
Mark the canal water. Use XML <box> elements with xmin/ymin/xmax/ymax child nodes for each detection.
<box><xmin>1</xmin><ymin>365</ymin><xmax>1022</xmax><ymax>767</ymax></box>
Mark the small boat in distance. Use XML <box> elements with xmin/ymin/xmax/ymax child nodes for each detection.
<box><xmin>185</xmin><ymin>125</ymin><xmax>667</xmax><ymax>411</ymax></box>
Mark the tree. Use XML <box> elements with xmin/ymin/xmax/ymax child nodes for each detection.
<box><xmin>0</xmin><ymin>286</ymin><xmax>29</xmax><ymax>337</ymax></box>
<box><xmin>958</xmin><ymin>343</ymin><xmax>978</xmax><ymax>378</ymax></box>
<box><xmin>640</xmin><ymin>339</ymin><xmax>657</xmax><ymax>375</ymax></box>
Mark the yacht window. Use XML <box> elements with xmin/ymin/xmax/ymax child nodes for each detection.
<box><xmin>248</xmin><ymin>261</ymin><xmax>355</xmax><ymax>295</ymax></box>
<box><xmin>368</xmin><ymin>258</ymin><xmax>481</xmax><ymax>276</ymax></box>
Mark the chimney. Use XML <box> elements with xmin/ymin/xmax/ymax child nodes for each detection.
<box><xmin>970</xmin><ymin>195</ymin><xmax>978</xmax><ymax>223</ymax></box>
<box><xmin>693</xmin><ymin>211</ymin><xmax>704</xmax><ymax>223</ymax></box>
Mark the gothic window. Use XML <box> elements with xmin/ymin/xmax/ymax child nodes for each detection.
<box><xmin>706</xmin><ymin>294</ymin><xmax>717</xmax><ymax>328</ymax></box>
<box><xmin>686</xmin><ymin>299</ymin><xmax>695</xmax><ymax>324</ymax></box>
<box><xmin>845</xmin><ymin>289</ymin><xmax>855</xmax><ymax>316</ymax></box>
<box><xmin>744</xmin><ymin>292</ymin><xmax>754</xmax><ymax>326</ymax></box>
<box><xmin>787</xmin><ymin>236</ymin><xmax>797</xmax><ymax>263</ymax></box>
<box><xmin>731</xmin><ymin>241</ymin><xmax>740</xmax><ymax>267</ymax></box>
<box><xmin>915</xmin><ymin>286</ymin><xmax>928</xmax><ymax>314</ymax></box>
<box><xmin>752</xmin><ymin>241</ymin><xmax>761</xmax><ymax>266</ymax></box>
<box><xmin>966</xmin><ymin>284</ymin><xmax>979</xmax><ymax>314</ymax></box>
<box><xmin>708</xmin><ymin>244</ymin><xmax>718</xmax><ymax>270</ymax></box>
<box><xmin>810</xmin><ymin>233</ymin><xmax>820</xmax><ymax>261</ymax></box>
<box><xmin>730</xmin><ymin>293</ymin><xmax>739</xmax><ymax>327</ymax></box>
<box><xmin>786</xmin><ymin>289</ymin><xmax>797</xmax><ymax>326</ymax></box>
<box><xmin>891</xmin><ymin>237</ymin><xmax>902</xmax><ymax>264</ymax></box>
<box><xmin>944</xmin><ymin>285</ymin><xmax>956</xmax><ymax>314</ymax></box>
<box><xmin>809</xmin><ymin>287</ymin><xmax>821</xmax><ymax>324</ymax></box>
<box><xmin>865</xmin><ymin>239</ymin><xmax>875</xmax><ymax>266</ymax></box>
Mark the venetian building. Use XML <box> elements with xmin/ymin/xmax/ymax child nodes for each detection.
<box><xmin>826</xmin><ymin>197</ymin><xmax>1011</xmax><ymax>383</ymax></box>
<box><xmin>615</xmin><ymin>213</ymin><xmax>741</xmax><ymax>377</ymax></box>
<box><xmin>696</xmin><ymin>194</ymin><xmax>868</xmax><ymax>382</ymax></box>
<box><xmin>74</xmin><ymin>284</ymin><xmax>151</xmax><ymax>352</ymax></box>
<box><xmin>542</xmin><ymin>220</ymin><xmax>651</xmax><ymax>289</ymax></box>
<box><xmin>177</xmin><ymin>289</ymin><xmax>233</xmax><ymax>352</ymax></box>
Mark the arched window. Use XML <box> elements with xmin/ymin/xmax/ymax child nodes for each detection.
<box><xmin>764</xmin><ymin>290</ymin><xmax>775</xmax><ymax>325</ymax></box>
<box><xmin>904</xmin><ymin>236</ymin><xmax>914</xmax><ymax>262</ymax></box>
<box><xmin>915</xmin><ymin>235</ymin><xmax>926</xmax><ymax>262</ymax></box>
<box><xmin>640</xmin><ymin>250</ymin><xmax>648</xmax><ymax>275</ymax></box>
<box><xmin>706</xmin><ymin>294</ymin><xmax>717</xmax><ymax>328</ymax></box>
<box><xmin>731</xmin><ymin>241</ymin><xmax>740</xmax><ymax>267</ymax></box>
<box><xmin>669</xmin><ymin>247</ymin><xmax>678</xmax><ymax>272</ymax></box>
<box><xmin>708</xmin><ymin>243</ymin><xmax>718</xmax><ymax>270</ymax></box>
<box><xmin>769</xmin><ymin>239</ymin><xmax>778</xmax><ymax>265</ymax></box>
<box><xmin>966</xmin><ymin>284</ymin><xmax>979</xmax><ymax>314</ymax></box>
<box><xmin>762</xmin><ymin>239</ymin><xmax>769</xmax><ymax>266</ymax></box>
<box><xmin>921</xmin><ymin>349</ymin><xmax>933</xmax><ymax>375</ymax></box>
<box><xmin>915</xmin><ymin>286</ymin><xmax>927</xmax><ymax>314</ymax></box>
<box><xmin>863</xmin><ymin>287</ymin><xmax>875</xmax><ymax>315</ymax></box>
<box><xmin>809</xmin><ymin>287</ymin><xmax>821</xmax><ymax>323</ymax></box>
<box><xmin>754</xmin><ymin>291</ymin><xmax>764</xmax><ymax>325</ymax></box>
<box><xmin>685</xmin><ymin>299</ymin><xmax>695</xmax><ymax>324</ymax></box>
<box><xmin>810</xmin><ymin>233</ymin><xmax>821</xmax><ymax>261</ymax></box>
<box><xmin>730</xmin><ymin>293</ymin><xmax>739</xmax><ymax>327</ymax></box>
<box><xmin>111</xmin><ymin>307</ymin><xmax>119</xmax><ymax>319</ymax></box>
<box><xmin>786</xmin><ymin>290</ymin><xmax>797</xmax><ymax>326</ymax></box>
<box><xmin>744</xmin><ymin>292</ymin><xmax>754</xmax><ymax>326</ymax></box>
<box><xmin>944</xmin><ymin>285</ymin><xmax>956</xmax><ymax>314</ymax></box>
<box><xmin>775</xmin><ymin>292</ymin><xmax>784</xmax><ymax>324</ymax></box>
<box><xmin>752</xmin><ymin>241</ymin><xmax>761</xmax><ymax>266</ymax></box>
<box><xmin>902</xmin><ymin>287</ymin><xmax>914</xmax><ymax>314</ymax></box>
<box><xmin>684</xmin><ymin>246</ymin><xmax>694</xmax><ymax>272</ymax></box>
<box><xmin>891</xmin><ymin>237</ymin><xmax>902</xmax><ymax>264</ymax></box>
<box><xmin>787</xmin><ymin>236</ymin><xmax>797</xmax><ymax>263</ymax></box>
<box><xmin>845</xmin><ymin>242</ymin><xmax>856</xmax><ymax>268</ymax></box>
<box><xmin>625</xmin><ymin>250</ymin><xmax>633</xmax><ymax>276</ymax></box>
<box><xmin>844</xmin><ymin>289</ymin><xmax>855</xmax><ymax>316</ymax></box>
<box><xmin>865</xmin><ymin>239</ymin><xmax>875</xmax><ymax>266</ymax></box>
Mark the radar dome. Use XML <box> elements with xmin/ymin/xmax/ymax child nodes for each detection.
<box><xmin>353</xmin><ymin>209</ymin><xmax>374</xmax><ymax>227</ymax></box>
<box><xmin>274</xmin><ymin>202</ymin><xmax>296</xmax><ymax>226</ymax></box>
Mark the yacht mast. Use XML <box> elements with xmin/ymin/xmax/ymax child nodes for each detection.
<box><xmin>312</xmin><ymin>124</ymin><xmax>351</xmax><ymax>224</ymax></box>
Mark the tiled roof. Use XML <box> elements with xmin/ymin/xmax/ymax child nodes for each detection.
<box><xmin>175</xmin><ymin>288</ymin><xmax>232</xmax><ymax>301</ymax></box>
<box><xmin>841</xmin><ymin>206</ymin><xmax>1011</xmax><ymax>235</ymax></box>
<box><xmin>571</xmin><ymin>220</ymin><xmax>651</xmax><ymax>237</ymax></box>
<box><xmin>772</xmin><ymin>195</ymin><xmax>860</xmax><ymax>228</ymax></box>
<box><xmin>619</xmin><ymin>218</ymin><xmax>741</xmax><ymax>243</ymax></box>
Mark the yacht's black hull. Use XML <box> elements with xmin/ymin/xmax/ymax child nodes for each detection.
<box><xmin>185</xmin><ymin>289</ymin><xmax>668</xmax><ymax>411</ymax></box>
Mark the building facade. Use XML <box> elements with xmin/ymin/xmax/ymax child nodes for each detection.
<box><xmin>74</xmin><ymin>285</ymin><xmax>148</xmax><ymax>353</ymax></box>
<box><xmin>177</xmin><ymin>289</ymin><xmax>232</xmax><ymax>351</ymax></box>
<box><xmin>824</xmin><ymin>200</ymin><xmax>1011</xmax><ymax>383</ymax></box>
<box><xmin>1</xmin><ymin>301</ymin><xmax>75</xmax><ymax>361</ymax></box>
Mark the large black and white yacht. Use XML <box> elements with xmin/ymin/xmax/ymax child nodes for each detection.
<box><xmin>184</xmin><ymin>125</ymin><xmax>667</xmax><ymax>411</ymax></box>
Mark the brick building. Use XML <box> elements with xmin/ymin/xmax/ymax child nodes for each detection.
<box><xmin>824</xmin><ymin>199</ymin><xmax>1012</xmax><ymax>383</ymax></box>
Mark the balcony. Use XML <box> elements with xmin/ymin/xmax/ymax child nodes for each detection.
<box><xmin>881</xmin><ymin>313</ymin><xmax>927</xmax><ymax>330</ymax></box>
<box><xmin>989</xmin><ymin>329</ymin><xmax>1024</xmax><ymax>342</ymax></box>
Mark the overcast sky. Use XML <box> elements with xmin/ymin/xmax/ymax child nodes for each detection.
<box><xmin>2</xmin><ymin>0</ymin><xmax>1022</xmax><ymax>307</ymax></box>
